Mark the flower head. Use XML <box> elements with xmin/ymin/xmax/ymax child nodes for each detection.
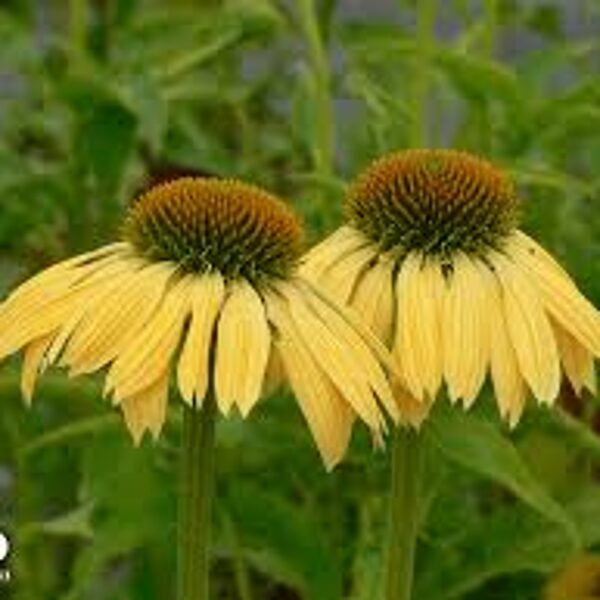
<box><xmin>301</xmin><ymin>149</ymin><xmax>600</xmax><ymax>426</ymax></box>
<box><xmin>0</xmin><ymin>177</ymin><xmax>399</xmax><ymax>468</ymax></box>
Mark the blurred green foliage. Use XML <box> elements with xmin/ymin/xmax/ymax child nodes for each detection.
<box><xmin>1</xmin><ymin>0</ymin><xmax>600</xmax><ymax>598</ymax></box>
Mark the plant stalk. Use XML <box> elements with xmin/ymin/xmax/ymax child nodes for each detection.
<box><xmin>297</xmin><ymin>0</ymin><xmax>334</xmax><ymax>177</ymax></box>
<box><xmin>69</xmin><ymin>0</ymin><xmax>88</xmax><ymax>66</ymax></box>
<box><xmin>408</xmin><ymin>0</ymin><xmax>437</xmax><ymax>147</ymax></box>
<box><xmin>177</xmin><ymin>397</ymin><xmax>217</xmax><ymax>600</ymax></box>
<box><xmin>384</xmin><ymin>428</ymin><xmax>426</xmax><ymax>600</ymax></box>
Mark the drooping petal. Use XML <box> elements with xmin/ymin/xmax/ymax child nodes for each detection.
<box><xmin>443</xmin><ymin>254</ymin><xmax>491</xmax><ymax>406</ymax></box>
<box><xmin>64</xmin><ymin>261</ymin><xmax>174</xmax><ymax>375</ymax></box>
<box><xmin>477</xmin><ymin>263</ymin><xmax>528</xmax><ymax>426</ymax></box>
<box><xmin>316</xmin><ymin>246</ymin><xmax>377</xmax><ymax>305</ymax></box>
<box><xmin>302</xmin><ymin>279</ymin><xmax>397</xmax><ymax>378</ymax></box>
<box><xmin>214</xmin><ymin>280</ymin><xmax>271</xmax><ymax>417</ymax></box>
<box><xmin>265</xmin><ymin>293</ymin><xmax>355</xmax><ymax>468</ymax></box>
<box><xmin>350</xmin><ymin>255</ymin><xmax>395</xmax><ymax>344</ymax></box>
<box><xmin>0</xmin><ymin>244</ymin><xmax>129</xmax><ymax>331</ymax></box>
<box><xmin>389</xmin><ymin>379</ymin><xmax>432</xmax><ymax>428</ymax></box>
<box><xmin>177</xmin><ymin>272</ymin><xmax>225</xmax><ymax>405</ymax></box>
<box><xmin>394</xmin><ymin>252</ymin><xmax>445</xmax><ymax>401</ymax></box>
<box><xmin>300</xmin><ymin>283</ymin><xmax>399</xmax><ymax>422</ymax></box>
<box><xmin>553</xmin><ymin>321</ymin><xmax>597</xmax><ymax>395</ymax></box>
<box><xmin>298</xmin><ymin>225</ymin><xmax>369</xmax><ymax>282</ymax></box>
<box><xmin>493</xmin><ymin>253</ymin><xmax>560</xmax><ymax>404</ymax></box>
<box><xmin>275</xmin><ymin>282</ymin><xmax>387</xmax><ymax>431</ymax></box>
<box><xmin>0</xmin><ymin>259</ymin><xmax>130</xmax><ymax>362</ymax></box>
<box><xmin>508</xmin><ymin>233</ymin><xmax>600</xmax><ymax>357</ymax></box>
<box><xmin>21</xmin><ymin>334</ymin><xmax>54</xmax><ymax>404</ymax></box>
<box><xmin>47</xmin><ymin>259</ymin><xmax>142</xmax><ymax>366</ymax></box>
<box><xmin>108</xmin><ymin>275</ymin><xmax>194</xmax><ymax>400</ymax></box>
<box><xmin>121</xmin><ymin>371</ymin><xmax>170</xmax><ymax>444</ymax></box>
<box><xmin>262</xmin><ymin>344</ymin><xmax>285</xmax><ymax>397</ymax></box>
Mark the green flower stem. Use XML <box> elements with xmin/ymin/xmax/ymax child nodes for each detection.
<box><xmin>177</xmin><ymin>396</ymin><xmax>217</xmax><ymax>600</ymax></box>
<box><xmin>384</xmin><ymin>428</ymin><xmax>426</xmax><ymax>600</ymax></box>
<box><xmin>408</xmin><ymin>0</ymin><xmax>437</xmax><ymax>147</ymax></box>
<box><xmin>297</xmin><ymin>0</ymin><xmax>334</xmax><ymax>178</ymax></box>
<box><xmin>69</xmin><ymin>0</ymin><xmax>88</xmax><ymax>66</ymax></box>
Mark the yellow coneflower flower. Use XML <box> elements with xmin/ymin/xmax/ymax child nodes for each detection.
<box><xmin>544</xmin><ymin>554</ymin><xmax>600</xmax><ymax>600</ymax></box>
<box><xmin>301</xmin><ymin>149</ymin><xmax>600</xmax><ymax>426</ymax></box>
<box><xmin>0</xmin><ymin>177</ymin><xmax>399</xmax><ymax>468</ymax></box>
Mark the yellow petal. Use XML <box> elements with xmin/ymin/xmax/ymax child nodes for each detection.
<box><xmin>493</xmin><ymin>253</ymin><xmax>560</xmax><ymax>404</ymax></box>
<box><xmin>0</xmin><ymin>243</ymin><xmax>129</xmax><ymax>331</ymax></box>
<box><xmin>443</xmin><ymin>254</ymin><xmax>490</xmax><ymax>406</ymax></box>
<box><xmin>108</xmin><ymin>275</ymin><xmax>194</xmax><ymax>399</ymax></box>
<box><xmin>121</xmin><ymin>371</ymin><xmax>170</xmax><ymax>444</ymax></box>
<box><xmin>304</xmin><ymin>290</ymin><xmax>399</xmax><ymax>423</ymax></box>
<box><xmin>301</xmin><ymin>279</ymin><xmax>397</xmax><ymax>379</ymax></box>
<box><xmin>350</xmin><ymin>256</ymin><xmax>395</xmax><ymax>344</ymax></box>
<box><xmin>46</xmin><ymin>259</ymin><xmax>141</xmax><ymax>366</ymax></box>
<box><xmin>214</xmin><ymin>280</ymin><xmax>270</xmax><ymax>417</ymax></box>
<box><xmin>511</xmin><ymin>231</ymin><xmax>573</xmax><ymax>282</ymax></box>
<box><xmin>478</xmin><ymin>263</ymin><xmax>528</xmax><ymax>427</ymax></box>
<box><xmin>64</xmin><ymin>261</ymin><xmax>174</xmax><ymax>375</ymax></box>
<box><xmin>262</xmin><ymin>344</ymin><xmax>284</xmax><ymax>397</ymax></box>
<box><xmin>298</xmin><ymin>225</ymin><xmax>369</xmax><ymax>282</ymax></box>
<box><xmin>266</xmin><ymin>294</ymin><xmax>355</xmax><ymax>469</ymax></box>
<box><xmin>21</xmin><ymin>334</ymin><xmax>54</xmax><ymax>405</ymax></box>
<box><xmin>274</xmin><ymin>282</ymin><xmax>387</xmax><ymax>430</ymax></box>
<box><xmin>177</xmin><ymin>272</ymin><xmax>225</xmax><ymax>406</ymax></box>
<box><xmin>394</xmin><ymin>253</ymin><xmax>445</xmax><ymax>402</ymax></box>
<box><xmin>553</xmin><ymin>321</ymin><xmax>597</xmax><ymax>395</ymax></box>
<box><xmin>391</xmin><ymin>378</ymin><xmax>433</xmax><ymax>428</ymax></box>
<box><xmin>294</xmin><ymin>280</ymin><xmax>399</xmax><ymax>421</ymax></box>
<box><xmin>508</xmin><ymin>233</ymin><xmax>600</xmax><ymax>357</ymax></box>
<box><xmin>317</xmin><ymin>246</ymin><xmax>377</xmax><ymax>305</ymax></box>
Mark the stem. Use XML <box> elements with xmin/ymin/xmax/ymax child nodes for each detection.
<box><xmin>482</xmin><ymin>0</ymin><xmax>498</xmax><ymax>58</ymax></box>
<box><xmin>69</xmin><ymin>0</ymin><xmax>88</xmax><ymax>66</ymax></box>
<box><xmin>226</xmin><ymin>515</ymin><xmax>254</xmax><ymax>600</ymax></box>
<box><xmin>384</xmin><ymin>428</ymin><xmax>426</xmax><ymax>600</ymax></box>
<box><xmin>408</xmin><ymin>0</ymin><xmax>436</xmax><ymax>147</ymax></box>
<box><xmin>177</xmin><ymin>397</ymin><xmax>217</xmax><ymax>600</ymax></box>
<box><xmin>297</xmin><ymin>0</ymin><xmax>334</xmax><ymax>177</ymax></box>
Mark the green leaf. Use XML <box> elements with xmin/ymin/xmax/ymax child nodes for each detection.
<box><xmin>64</xmin><ymin>433</ymin><xmax>174</xmax><ymax>600</ymax></box>
<box><xmin>427</xmin><ymin>405</ymin><xmax>579</xmax><ymax>548</ymax></box>
<box><xmin>28</xmin><ymin>503</ymin><xmax>95</xmax><ymax>540</ymax></box>
<box><xmin>417</xmin><ymin>484</ymin><xmax>600</xmax><ymax>600</ymax></box>
<box><xmin>433</xmin><ymin>48</ymin><xmax>522</xmax><ymax>106</ymax></box>
<box><xmin>535</xmin><ymin>408</ymin><xmax>600</xmax><ymax>463</ymax></box>
<box><xmin>223</xmin><ymin>483</ymin><xmax>343</xmax><ymax>600</ymax></box>
<box><xmin>75</xmin><ymin>100</ymin><xmax>137</xmax><ymax>196</ymax></box>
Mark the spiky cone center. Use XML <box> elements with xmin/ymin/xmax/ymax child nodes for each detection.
<box><xmin>345</xmin><ymin>149</ymin><xmax>520</xmax><ymax>259</ymax></box>
<box><xmin>124</xmin><ymin>178</ymin><xmax>303</xmax><ymax>285</ymax></box>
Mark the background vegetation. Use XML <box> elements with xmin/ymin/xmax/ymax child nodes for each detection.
<box><xmin>0</xmin><ymin>0</ymin><xmax>600</xmax><ymax>598</ymax></box>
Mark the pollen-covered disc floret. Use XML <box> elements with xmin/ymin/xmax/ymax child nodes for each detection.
<box><xmin>124</xmin><ymin>178</ymin><xmax>303</xmax><ymax>283</ymax></box>
<box><xmin>346</xmin><ymin>149</ymin><xmax>520</xmax><ymax>258</ymax></box>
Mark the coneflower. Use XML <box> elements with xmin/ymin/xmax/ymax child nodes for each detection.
<box><xmin>302</xmin><ymin>149</ymin><xmax>600</xmax><ymax>424</ymax></box>
<box><xmin>0</xmin><ymin>177</ymin><xmax>399</xmax><ymax>600</ymax></box>
<box><xmin>300</xmin><ymin>148</ymin><xmax>600</xmax><ymax>600</ymax></box>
